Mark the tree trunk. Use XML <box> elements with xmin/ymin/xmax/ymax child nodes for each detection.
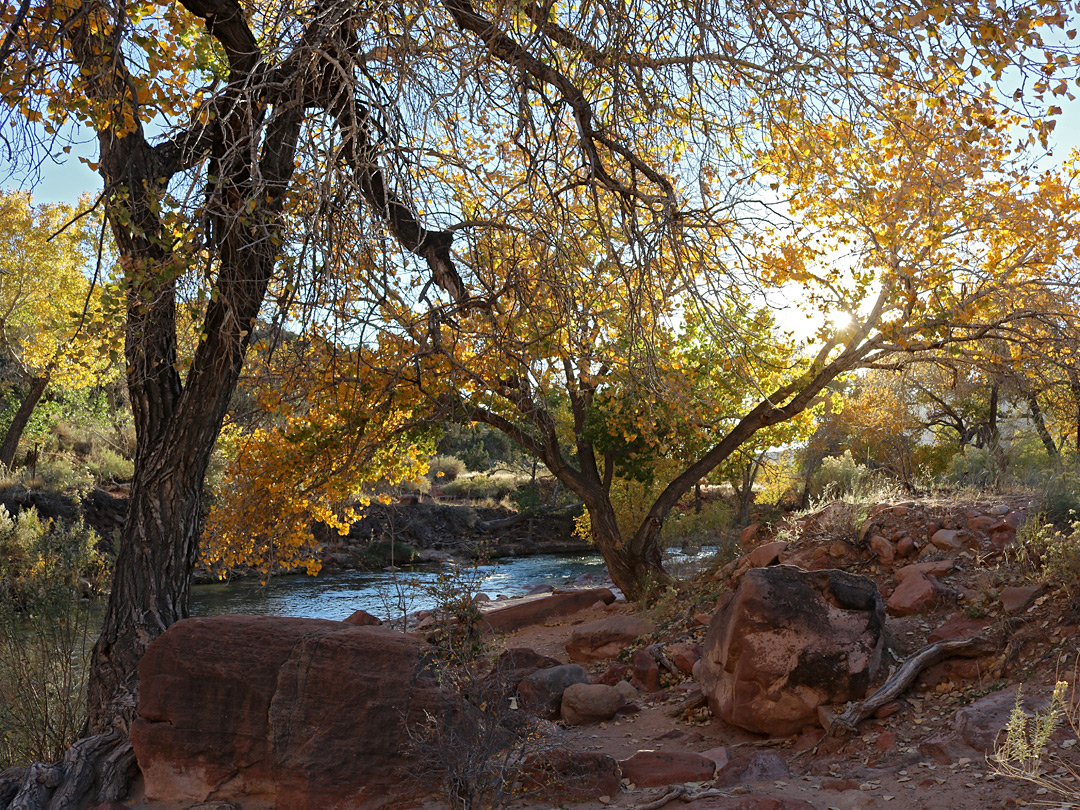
<box><xmin>0</xmin><ymin>375</ymin><xmax>48</xmax><ymax>470</ymax></box>
<box><xmin>586</xmin><ymin>494</ymin><xmax>669</xmax><ymax>599</ymax></box>
<box><xmin>1026</xmin><ymin>392</ymin><xmax>1060</xmax><ymax>464</ymax></box>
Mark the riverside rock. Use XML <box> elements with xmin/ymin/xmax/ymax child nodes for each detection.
<box><xmin>518</xmin><ymin>664</ymin><xmax>590</xmax><ymax>719</ymax></box>
<box><xmin>565</xmin><ymin>614</ymin><xmax>655</xmax><ymax>663</ymax></box>
<box><xmin>560</xmin><ymin>683</ymin><xmax>622</xmax><ymax>725</ymax></box>
<box><xmin>131</xmin><ymin>616</ymin><xmax>461</xmax><ymax>810</ymax></box>
<box><xmin>481</xmin><ymin>588</ymin><xmax>616</xmax><ymax>632</ymax></box>
<box><xmin>697</xmin><ymin>566</ymin><xmax>886</xmax><ymax>736</ymax></box>
<box><xmin>619</xmin><ymin>751</ymin><xmax>716</xmax><ymax>787</ymax></box>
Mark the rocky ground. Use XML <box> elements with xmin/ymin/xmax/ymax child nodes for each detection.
<box><xmin>98</xmin><ymin>494</ymin><xmax>1080</xmax><ymax>810</ymax></box>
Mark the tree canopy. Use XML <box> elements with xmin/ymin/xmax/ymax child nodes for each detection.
<box><xmin>2</xmin><ymin>0</ymin><xmax>1080</xmax><ymax>804</ymax></box>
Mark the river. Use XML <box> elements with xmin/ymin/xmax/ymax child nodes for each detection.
<box><xmin>190</xmin><ymin>547</ymin><xmax>717</xmax><ymax>622</ymax></box>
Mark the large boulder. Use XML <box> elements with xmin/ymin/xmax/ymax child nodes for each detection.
<box><xmin>131</xmin><ymin>615</ymin><xmax>462</xmax><ymax>810</ymax></box>
<box><xmin>565</xmin><ymin>614</ymin><xmax>655</xmax><ymax>663</ymax></box>
<box><xmin>697</xmin><ymin>566</ymin><xmax>886</xmax><ymax>736</ymax></box>
<box><xmin>560</xmin><ymin>683</ymin><xmax>622</xmax><ymax>725</ymax></box>
<box><xmin>480</xmin><ymin>588</ymin><xmax>616</xmax><ymax>632</ymax></box>
<box><xmin>517</xmin><ymin>664</ymin><xmax>590</xmax><ymax>719</ymax></box>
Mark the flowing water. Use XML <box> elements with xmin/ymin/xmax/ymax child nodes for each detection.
<box><xmin>190</xmin><ymin>547</ymin><xmax>719</xmax><ymax>622</ymax></box>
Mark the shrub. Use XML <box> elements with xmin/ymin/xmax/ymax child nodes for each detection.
<box><xmin>0</xmin><ymin>507</ymin><xmax>108</xmax><ymax>611</ymax></box>
<box><xmin>429</xmin><ymin>454</ymin><xmax>467</xmax><ymax>483</ymax></box>
<box><xmin>440</xmin><ymin>472</ymin><xmax>523</xmax><ymax>502</ymax></box>
<box><xmin>1036</xmin><ymin>469</ymin><xmax>1080</xmax><ymax>526</ymax></box>
<box><xmin>945</xmin><ymin>445</ymin><xmax>995</xmax><ymax>488</ymax></box>
<box><xmin>87</xmin><ymin>447</ymin><xmax>134</xmax><ymax>485</ymax></box>
<box><xmin>660</xmin><ymin>500</ymin><xmax>735</xmax><ymax>547</ymax></box>
<box><xmin>992</xmin><ymin>680</ymin><xmax>1079</xmax><ymax>803</ymax></box>
<box><xmin>1012</xmin><ymin>511</ymin><xmax>1080</xmax><ymax>593</ymax></box>
<box><xmin>30</xmin><ymin>456</ymin><xmax>94</xmax><ymax>495</ymax></box>
<box><xmin>813</xmin><ymin>450</ymin><xmax>878</xmax><ymax>499</ymax></box>
<box><xmin>0</xmin><ymin>509</ymin><xmax>106</xmax><ymax>769</ymax></box>
<box><xmin>0</xmin><ymin>596</ymin><xmax>96</xmax><ymax>769</ymax></box>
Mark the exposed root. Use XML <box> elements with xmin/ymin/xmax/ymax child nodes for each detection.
<box><xmin>1</xmin><ymin>732</ymin><xmax>136</xmax><ymax>810</ymax></box>
<box><xmin>826</xmin><ymin>635</ymin><xmax>998</xmax><ymax>737</ymax></box>
<box><xmin>635</xmin><ymin>785</ymin><xmax>732</xmax><ymax>809</ymax></box>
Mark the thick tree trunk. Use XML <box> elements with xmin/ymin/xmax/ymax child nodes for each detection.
<box><xmin>0</xmin><ymin>375</ymin><xmax>48</xmax><ymax>470</ymax></box>
<box><xmin>586</xmin><ymin>495</ymin><xmax>668</xmax><ymax>599</ymax></box>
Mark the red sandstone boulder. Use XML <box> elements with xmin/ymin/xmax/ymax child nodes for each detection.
<box><xmin>131</xmin><ymin>616</ymin><xmax>461</xmax><ymax>810</ymax></box>
<box><xmin>886</xmin><ymin>572</ymin><xmax>953</xmax><ymax>616</ymax></box>
<box><xmin>566</xmin><ymin>614</ymin><xmax>655</xmax><ymax>663</ymax></box>
<box><xmin>480</xmin><ymin>588</ymin><xmax>615</xmax><ymax>632</ymax></box>
<box><xmin>667</xmin><ymin>642</ymin><xmax>703</xmax><ymax>676</ymax></box>
<box><xmin>713</xmin><ymin>750</ymin><xmax>790</xmax><ymax>786</ymax></box>
<box><xmin>631</xmin><ymin>649</ymin><xmax>661</xmax><ymax>692</ymax></box>
<box><xmin>697</xmin><ymin>566</ymin><xmax>885</xmax><ymax>736</ymax></box>
<box><xmin>619</xmin><ymin>751</ymin><xmax>717</xmax><ymax>787</ymax></box>
<box><xmin>560</xmin><ymin>683</ymin><xmax>622</xmax><ymax>725</ymax></box>
<box><xmin>518</xmin><ymin>664</ymin><xmax>590</xmax><ymax>719</ymax></box>
<box><xmin>343</xmin><ymin>609</ymin><xmax>382</xmax><ymax>626</ymax></box>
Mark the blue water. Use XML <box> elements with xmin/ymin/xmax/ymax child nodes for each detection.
<box><xmin>190</xmin><ymin>547</ymin><xmax>718</xmax><ymax>622</ymax></box>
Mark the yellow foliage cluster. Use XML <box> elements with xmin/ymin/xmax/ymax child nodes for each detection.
<box><xmin>0</xmin><ymin>191</ymin><xmax>120</xmax><ymax>388</ymax></box>
<box><xmin>202</xmin><ymin>338</ymin><xmax>434</xmax><ymax>577</ymax></box>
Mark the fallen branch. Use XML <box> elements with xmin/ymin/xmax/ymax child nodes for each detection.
<box><xmin>666</xmin><ymin>689</ymin><xmax>707</xmax><ymax>717</ymax></box>
<box><xmin>635</xmin><ymin>785</ymin><xmax>731</xmax><ymax>809</ymax></box>
<box><xmin>826</xmin><ymin>635</ymin><xmax>997</xmax><ymax>736</ymax></box>
<box><xmin>474</xmin><ymin>501</ymin><xmax>583</xmax><ymax>532</ymax></box>
<box><xmin>647</xmin><ymin>643</ymin><xmax>679</xmax><ymax>676</ymax></box>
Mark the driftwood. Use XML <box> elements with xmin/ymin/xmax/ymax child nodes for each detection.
<box><xmin>667</xmin><ymin>689</ymin><xmax>707</xmax><ymax>718</ymax></box>
<box><xmin>826</xmin><ymin>635</ymin><xmax>998</xmax><ymax>737</ymax></box>
<box><xmin>474</xmin><ymin>501</ymin><xmax>583</xmax><ymax>532</ymax></box>
<box><xmin>635</xmin><ymin>785</ymin><xmax>730</xmax><ymax>809</ymax></box>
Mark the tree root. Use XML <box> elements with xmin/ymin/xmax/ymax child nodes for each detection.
<box><xmin>825</xmin><ymin>635</ymin><xmax>998</xmax><ymax>737</ymax></box>
<box><xmin>1</xmin><ymin>732</ymin><xmax>136</xmax><ymax>810</ymax></box>
<box><xmin>635</xmin><ymin>785</ymin><xmax>732</xmax><ymax>809</ymax></box>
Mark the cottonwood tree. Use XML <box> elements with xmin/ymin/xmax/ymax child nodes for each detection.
<box><xmin>0</xmin><ymin>191</ymin><xmax>117</xmax><ymax>470</ymax></box>
<box><xmin>0</xmin><ymin>0</ymin><xmax>1078</xmax><ymax>805</ymax></box>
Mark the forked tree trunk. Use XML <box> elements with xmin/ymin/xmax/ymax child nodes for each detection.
<box><xmin>585</xmin><ymin>495</ymin><xmax>668</xmax><ymax>599</ymax></box>
<box><xmin>0</xmin><ymin>375</ymin><xmax>48</xmax><ymax>470</ymax></box>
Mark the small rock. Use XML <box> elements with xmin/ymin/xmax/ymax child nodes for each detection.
<box><xmin>869</xmin><ymin>534</ymin><xmax>895</xmax><ymax>564</ymax></box>
<box><xmin>713</xmin><ymin>750</ymin><xmax>790</xmax><ymax>787</ymax></box>
<box><xmin>342</xmin><ymin>609</ymin><xmax>382</xmax><ymax>626</ymax></box>
<box><xmin>614</xmin><ymin>680</ymin><xmax>638</xmax><ymax>703</ymax></box>
<box><xmin>631</xmin><ymin>649</ymin><xmax>661</xmax><ymax>692</ymax></box>
<box><xmin>739</xmin><ymin>523</ymin><xmax>762</xmax><ymax>546</ymax></box>
<box><xmin>593</xmin><ymin>662</ymin><xmax>631</xmax><ymax>686</ymax></box>
<box><xmin>667</xmin><ymin>642</ymin><xmax>703</xmax><ymax>676</ymax></box>
<box><xmin>930</xmin><ymin>529</ymin><xmax>962</xmax><ymax>551</ymax></box>
<box><xmin>518</xmin><ymin>664</ymin><xmax>590</xmax><ymax>719</ymax></box>
<box><xmin>1000</xmin><ymin>585</ymin><xmax>1043</xmax><ymax>614</ymax></box>
<box><xmin>896</xmin><ymin>536</ymin><xmax>917</xmax><ymax>557</ymax></box>
<box><xmin>618</xmin><ymin>750</ymin><xmax>717</xmax><ymax>787</ymax></box>
<box><xmin>875</xmin><ymin>731</ymin><xmax>897</xmax><ymax>752</ymax></box>
<box><xmin>700</xmin><ymin>745</ymin><xmax>731</xmax><ymax>768</ymax></box>
<box><xmin>560</xmin><ymin>683</ymin><xmax>622</xmax><ymax>725</ymax></box>
<box><xmin>989</xmin><ymin>504</ymin><xmax>1011</xmax><ymax>516</ymax></box>
<box><xmin>886</xmin><ymin>573</ymin><xmax>951</xmax><ymax>616</ymax></box>
<box><xmin>966</xmin><ymin>515</ymin><xmax>998</xmax><ymax>533</ymax></box>
<box><xmin>821</xmin><ymin>778</ymin><xmax>860</xmax><ymax>791</ymax></box>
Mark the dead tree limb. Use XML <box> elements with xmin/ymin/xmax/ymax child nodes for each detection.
<box><xmin>827</xmin><ymin>635</ymin><xmax>998</xmax><ymax>736</ymax></box>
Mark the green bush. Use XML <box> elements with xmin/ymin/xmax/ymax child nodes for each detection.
<box><xmin>87</xmin><ymin>447</ymin><xmax>134</xmax><ymax>485</ymax></box>
<box><xmin>813</xmin><ymin>450</ymin><xmax>878</xmax><ymax>498</ymax></box>
<box><xmin>31</xmin><ymin>456</ymin><xmax>94</xmax><ymax>495</ymax></box>
<box><xmin>428</xmin><ymin>454</ymin><xmax>466</xmax><ymax>483</ymax></box>
<box><xmin>1012</xmin><ymin>511</ymin><xmax>1080</xmax><ymax>592</ymax></box>
<box><xmin>0</xmin><ymin>507</ymin><xmax>108</xmax><ymax>611</ymax></box>
<box><xmin>0</xmin><ymin>596</ymin><xmax>96</xmax><ymax>769</ymax></box>
<box><xmin>0</xmin><ymin>508</ymin><xmax>106</xmax><ymax>769</ymax></box>
<box><xmin>1035</xmin><ymin>469</ymin><xmax>1080</xmax><ymax>526</ymax></box>
<box><xmin>440</xmin><ymin>472</ymin><xmax>523</xmax><ymax>501</ymax></box>
<box><xmin>660</xmin><ymin>500</ymin><xmax>735</xmax><ymax>546</ymax></box>
<box><xmin>945</xmin><ymin>445</ymin><xmax>995</xmax><ymax>488</ymax></box>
